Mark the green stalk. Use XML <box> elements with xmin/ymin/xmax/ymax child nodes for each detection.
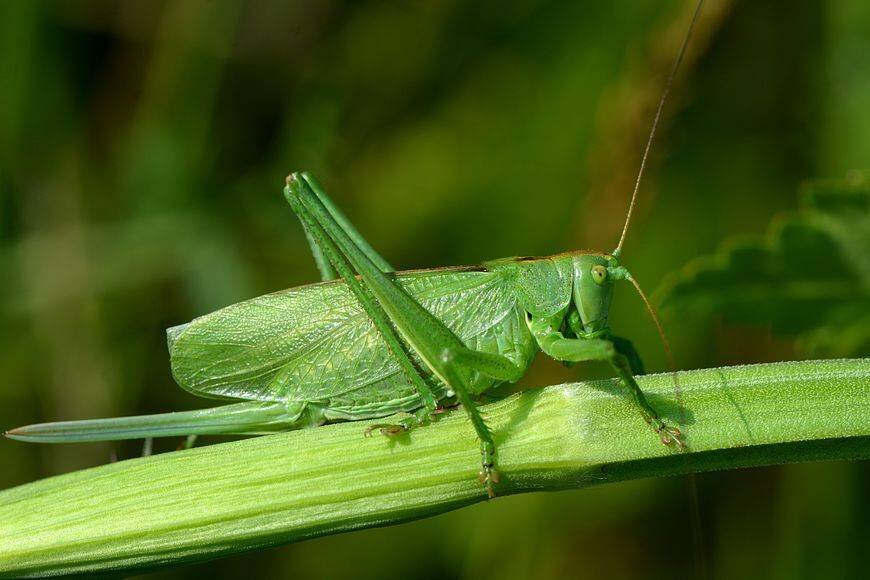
<box><xmin>1</xmin><ymin>359</ymin><xmax>868</xmax><ymax>577</ymax></box>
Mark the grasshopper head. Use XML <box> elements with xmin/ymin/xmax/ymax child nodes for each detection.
<box><xmin>570</xmin><ymin>253</ymin><xmax>632</xmax><ymax>337</ymax></box>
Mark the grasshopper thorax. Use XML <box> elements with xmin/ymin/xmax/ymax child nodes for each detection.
<box><xmin>486</xmin><ymin>251</ymin><xmax>631</xmax><ymax>338</ymax></box>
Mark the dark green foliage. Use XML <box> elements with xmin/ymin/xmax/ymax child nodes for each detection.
<box><xmin>661</xmin><ymin>176</ymin><xmax>870</xmax><ymax>355</ymax></box>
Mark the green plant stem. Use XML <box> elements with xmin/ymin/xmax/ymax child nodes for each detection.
<box><xmin>1</xmin><ymin>359</ymin><xmax>868</xmax><ymax>577</ymax></box>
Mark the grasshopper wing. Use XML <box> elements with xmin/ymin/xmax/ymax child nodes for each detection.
<box><xmin>167</xmin><ymin>268</ymin><xmax>533</xmax><ymax>416</ymax></box>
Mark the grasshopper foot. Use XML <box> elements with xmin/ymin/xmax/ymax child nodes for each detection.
<box><xmin>478</xmin><ymin>465</ymin><xmax>500</xmax><ymax>499</ymax></box>
<box><xmin>655</xmin><ymin>423</ymin><xmax>685</xmax><ymax>450</ymax></box>
<box><xmin>363</xmin><ymin>423</ymin><xmax>407</xmax><ymax>438</ymax></box>
<box><xmin>478</xmin><ymin>440</ymin><xmax>500</xmax><ymax>498</ymax></box>
<box><xmin>363</xmin><ymin>408</ymin><xmax>432</xmax><ymax>438</ymax></box>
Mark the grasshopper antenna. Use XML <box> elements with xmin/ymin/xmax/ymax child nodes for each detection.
<box><xmin>625</xmin><ymin>274</ymin><xmax>676</xmax><ymax>379</ymax></box>
<box><xmin>625</xmin><ymin>271</ymin><xmax>708</xmax><ymax>577</ymax></box>
<box><xmin>623</xmin><ymin>274</ymin><xmax>679</xmax><ymax>414</ymax></box>
<box><xmin>613</xmin><ymin>2</ymin><xmax>708</xmax><ymax>575</ymax></box>
<box><xmin>613</xmin><ymin>0</ymin><xmax>704</xmax><ymax>258</ymax></box>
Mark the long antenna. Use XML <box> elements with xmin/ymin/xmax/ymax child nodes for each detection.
<box><xmin>626</xmin><ymin>275</ymin><xmax>677</xmax><ymax>379</ymax></box>
<box><xmin>628</xmin><ymin>267</ymin><xmax>707</xmax><ymax>577</ymax></box>
<box><xmin>613</xmin><ymin>0</ymin><xmax>704</xmax><ymax>257</ymax></box>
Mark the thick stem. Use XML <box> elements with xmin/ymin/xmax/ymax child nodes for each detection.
<box><xmin>1</xmin><ymin>359</ymin><xmax>868</xmax><ymax>577</ymax></box>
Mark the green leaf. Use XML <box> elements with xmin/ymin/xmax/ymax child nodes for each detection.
<box><xmin>660</xmin><ymin>175</ymin><xmax>870</xmax><ymax>356</ymax></box>
<box><xmin>0</xmin><ymin>359</ymin><xmax>868</xmax><ymax>578</ymax></box>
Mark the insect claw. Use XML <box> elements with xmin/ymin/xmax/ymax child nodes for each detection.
<box><xmin>657</xmin><ymin>425</ymin><xmax>686</xmax><ymax>450</ymax></box>
<box><xmin>478</xmin><ymin>465</ymin><xmax>500</xmax><ymax>498</ymax></box>
<box><xmin>364</xmin><ymin>422</ymin><xmax>408</xmax><ymax>438</ymax></box>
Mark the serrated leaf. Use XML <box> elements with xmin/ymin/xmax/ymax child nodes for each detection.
<box><xmin>661</xmin><ymin>175</ymin><xmax>870</xmax><ymax>356</ymax></box>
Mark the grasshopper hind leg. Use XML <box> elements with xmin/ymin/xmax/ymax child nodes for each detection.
<box><xmin>285</xmin><ymin>174</ymin><xmax>527</xmax><ymax>497</ymax></box>
<box><xmin>298</xmin><ymin>172</ymin><xmax>394</xmax><ymax>282</ymax></box>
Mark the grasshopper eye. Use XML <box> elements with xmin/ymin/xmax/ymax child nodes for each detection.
<box><xmin>591</xmin><ymin>265</ymin><xmax>608</xmax><ymax>285</ymax></box>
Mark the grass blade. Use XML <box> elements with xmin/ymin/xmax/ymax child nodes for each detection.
<box><xmin>0</xmin><ymin>359</ymin><xmax>867</xmax><ymax>577</ymax></box>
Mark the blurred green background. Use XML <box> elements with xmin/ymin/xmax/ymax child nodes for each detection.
<box><xmin>1</xmin><ymin>0</ymin><xmax>868</xmax><ymax>578</ymax></box>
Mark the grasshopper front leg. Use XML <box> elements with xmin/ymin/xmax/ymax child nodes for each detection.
<box><xmin>610</xmin><ymin>334</ymin><xmax>645</xmax><ymax>375</ymax></box>
<box><xmin>530</xmin><ymin>316</ymin><xmax>683</xmax><ymax>447</ymax></box>
<box><xmin>285</xmin><ymin>173</ymin><xmax>525</xmax><ymax>497</ymax></box>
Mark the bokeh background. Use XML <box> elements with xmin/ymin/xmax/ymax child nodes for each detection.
<box><xmin>1</xmin><ymin>0</ymin><xmax>868</xmax><ymax>578</ymax></box>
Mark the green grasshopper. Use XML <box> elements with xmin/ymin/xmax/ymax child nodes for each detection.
<box><xmin>7</xmin><ymin>2</ymin><xmax>703</xmax><ymax>498</ymax></box>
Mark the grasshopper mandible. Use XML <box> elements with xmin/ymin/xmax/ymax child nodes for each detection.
<box><xmin>7</xmin><ymin>1</ymin><xmax>704</xmax><ymax>498</ymax></box>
